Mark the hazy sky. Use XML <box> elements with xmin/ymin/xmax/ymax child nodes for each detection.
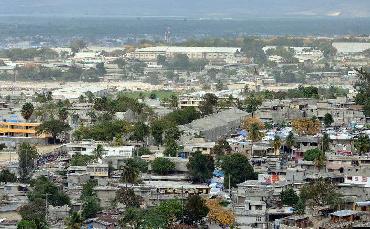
<box><xmin>1</xmin><ymin>0</ymin><xmax>370</xmax><ymax>18</ymax></box>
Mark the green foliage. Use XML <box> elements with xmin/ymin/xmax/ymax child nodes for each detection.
<box><xmin>115</xmin><ymin>187</ymin><xmax>143</xmax><ymax>208</ymax></box>
<box><xmin>322</xmin><ymin>133</ymin><xmax>331</xmax><ymax>153</ymax></box>
<box><xmin>163</xmin><ymin>139</ymin><xmax>179</xmax><ymax>157</ymax></box>
<box><xmin>221</xmin><ymin>153</ymin><xmax>256</xmax><ymax>187</ymax></box>
<box><xmin>164</xmin><ymin>107</ymin><xmax>200</xmax><ymax>125</ymax></box>
<box><xmin>37</xmin><ymin>119</ymin><xmax>71</xmax><ymax>143</ymax></box>
<box><xmin>65</xmin><ymin>212</ymin><xmax>83</xmax><ymax>229</ymax></box>
<box><xmin>119</xmin><ymin>207</ymin><xmax>144</xmax><ymax>228</ymax></box>
<box><xmin>19</xmin><ymin>198</ymin><xmax>47</xmax><ymax>229</ymax></box>
<box><xmin>151</xmin><ymin>157</ymin><xmax>175</xmax><ymax>175</ymax></box>
<box><xmin>28</xmin><ymin>176</ymin><xmax>70</xmax><ymax>206</ymax></box>
<box><xmin>187</xmin><ymin>151</ymin><xmax>215</xmax><ymax>183</ymax></box>
<box><xmin>135</xmin><ymin>147</ymin><xmax>152</xmax><ymax>156</ymax></box>
<box><xmin>70</xmin><ymin>153</ymin><xmax>95</xmax><ymax>166</ymax></box>
<box><xmin>323</xmin><ymin>113</ymin><xmax>334</xmax><ymax>127</ymax></box>
<box><xmin>81</xmin><ymin>196</ymin><xmax>101</xmax><ymax>220</ymax></box>
<box><xmin>184</xmin><ymin>195</ymin><xmax>209</xmax><ymax>225</ymax></box>
<box><xmin>265</xmin><ymin>46</ymin><xmax>298</xmax><ymax>63</ymax></box>
<box><xmin>121</xmin><ymin>157</ymin><xmax>148</xmax><ymax>183</ymax></box>
<box><xmin>212</xmin><ymin>139</ymin><xmax>232</xmax><ymax>157</ymax></box>
<box><xmin>280</xmin><ymin>188</ymin><xmax>299</xmax><ymax>206</ymax></box>
<box><xmin>243</xmin><ymin>94</ymin><xmax>262</xmax><ymax>115</ymax></box>
<box><xmin>294</xmin><ymin>198</ymin><xmax>306</xmax><ymax>215</ymax></box>
<box><xmin>0</xmin><ymin>169</ymin><xmax>17</xmax><ymax>183</ymax></box>
<box><xmin>300</xmin><ymin>178</ymin><xmax>342</xmax><ymax>209</ymax></box>
<box><xmin>285</xmin><ymin>131</ymin><xmax>295</xmax><ymax>150</ymax></box>
<box><xmin>80</xmin><ymin>179</ymin><xmax>98</xmax><ymax>201</ymax></box>
<box><xmin>4</xmin><ymin>48</ymin><xmax>58</xmax><ymax>61</ymax></box>
<box><xmin>70</xmin><ymin>39</ymin><xmax>87</xmax><ymax>53</ymax></box>
<box><xmin>304</xmin><ymin>148</ymin><xmax>324</xmax><ymax>161</ymax></box>
<box><xmin>95</xmin><ymin>62</ymin><xmax>107</xmax><ymax>76</ymax></box>
<box><xmin>199</xmin><ymin>93</ymin><xmax>218</xmax><ymax>116</ymax></box>
<box><xmin>17</xmin><ymin>143</ymin><xmax>39</xmax><ymax>182</ymax></box>
<box><xmin>164</xmin><ymin>54</ymin><xmax>208</xmax><ymax>71</ymax></box>
<box><xmin>17</xmin><ymin>220</ymin><xmax>37</xmax><ymax>229</ymax></box>
<box><xmin>73</xmin><ymin>120</ymin><xmax>130</xmax><ymax>141</ymax></box>
<box><xmin>131</xmin><ymin>122</ymin><xmax>150</xmax><ymax>142</ymax></box>
<box><xmin>21</xmin><ymin>102</ymin><xmax>34</xmax><ymax>121</ymax></box>
<box><xmin>354</xmin><ymin>134</ymin><xmax>370</xmax><ymax>155</ymax></box>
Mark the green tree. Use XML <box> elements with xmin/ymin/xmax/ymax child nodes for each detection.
<box><xmin>187</xmin><ymin>151</ymin><xmax>215</xmax><ymax>183</ymax></box>
<box><xmin>322</xmin><ymin>133</ymin><xmax>331</xmax><ymax>152</ymax></box>
<box><xmin>17</xmin><ymin>220</ymin><xmax>37</xmax><ymax>229</ymax></box>
<box><xmin>151</xmin><ymin>157</ymin><xmax>175</xmax><ymax>175</ymax></box>
<box><xmin>81</xmin><ymin>196</ymin><xmax>101</xmax><ymax>219</ymax></box>
<box><xmin>285</xmin><ymin>131</ymin><xmax>295</xmax><ymax>154</ymax></box>
<box><xmin>323</xmin><ymin>113</ymin><xmax>334</xmax><ymax>127</ymax></box>
<box><xmin>80</xmin><ymin>179</ymin><xmax>98</xmax><ymax>201</ymax></box>
<box><xmin>58</xmin><ymin>107</ymin><xmax>69</xmax><ymax>122</ymax></box>
<box><xmin>95</xmin><ymin>62</ymin><xmax>107</xmax><ymax>76</ymax></box>
<box><xmin>70</xmin><ymin>39</ymin><xmax>87</xmax><ymax>54</ymax></box>
<box><xmin>280</xmin><ymin>188</ymin><xmax>299</xmax><ymax>206</ymax></box>
<box><xmin>163</xmin><ymin>139</ymin><xmax>179</xmax><ymax>157</ymax></box>
<box><xmin>135</xmin><ymin>147</ymin><xmax>151</xmax><ymax>156</ymax></box>
<box><xmin>294</xmin><ymin>198</ymin><xmax>306</xmax><ymax>215</ymax></box>
<box><xmin>199</xmin><ymin>93</ymin><xmax>218</xmax><ymax>116</ymax></box>
<box><xmin>157</xmin><ymin>55</ymin><xmax>167</xmax><ymax>65</ymax></box>
<box><xmin>131</xmin><ymin>122</ymin><xmax>149</xmax><ymax>142</ymax></box>
<box><xmin>304</xmin><ymin>148</ymin><xmax>324</xmax><ymax>161</ymax></box>
<box><xmin>300</xmin><ymin>178</ymin><xmax>342</xmax><ymax>209</ymax></box>
<box><xmin>354</xmin><ymin>134</ymin><xmax>370</xmax><ymax>155</ymax></box>
<box><xmin>221</xmin><ymin>153</ymin><xmax>256</xmax><ymax>188</ymax></box>
<box><xmin>18</xmin><ymin>198</ymin><xmax>47</xmax><ymax>229</ymax></box>
<box><xmin>119</xmin><ymin>207</ymin><xmax>144</xmax><ymax>229</ymax></box>
<box><xmin>37</xmin><ymin>119</ymin><xmax>71</xmax><ymax>144</ymax></box>
<box><xmin>151</xmin><ymin>120</ymin><xmax>166</xmax><ymax>145</ymax></box>
<box><xmin>0</xmin><ymin>169</ymin><xmax>17</xmax><ymax>183</ymax></box>
<box><xmin>28</xmin><ymin>176</ymin><xmax>70</xmax><ymax>206</ymax></box>
<box><xmin>65</xmin><ymin>212</ymin><xmax>83</xmax><ymax>229</ymax></box>
<box><xmin>272</xmin><ymin>135</ymin><xmax>282</xmax><ymax>156</ymax></box>
<box><xmin>70</xmin><ymin>153</ymin><xmax>94</xmax><ymax>166</ymax></box>
<box><xmin>93</xmin><ymin>144</ymin><xmax>105</xmax><ymax>160</ymax></box>
<box><xmin>354</xmin><ymin>69</ymin><xmax>370</xmax><ymax>116</ymax></box>
<box><xmin>244</xmin><ymin>94</ymin><xmax>262</xmax><ymax>116</ymax></box>
<box><xmin>212</xmin><ymin>139</ymin><xmax>232</xmax><ymax>157</ymax></box>
<box><xmin>115</xmin><ymin>187</ymin><xmax>143</xmax><ymax>208</ymax></box>
<box><xmin>17</xmin><ymin>143</ymin><xmax>39</xmax><ymax>182</ymax></box>
<box><xmin>184</xmin><ymin>195</ymin><xmax>209</xmax><ymax>225</ymax></box>
<box><xmin>121</xmin><ymin>159</ymin><xmax>141</xmax><ymax>184</ymax></box>
<box><xmin>21</xmin><ymin>102</ymin><xmax>34</xmax><ymax>122</ymax></box>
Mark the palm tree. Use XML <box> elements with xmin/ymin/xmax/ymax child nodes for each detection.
<box><xmin>272</xmin><ymin>135</ymin><xmax>282</xmax><ymax>156</ymax></box>
<box><xmin>65</xmin><ymin>212</ymin><xmax>83</xmax><ymax>229</ymax></box>
<box><xmin>93</xmin><ymin>144</ymin><xmax>105</xmax><ymax>161</ymax></box>
<box><xmin>248</xmin><ymin>123</ymin><xmax>264</xmax><ymax>157</ymax></box>
<box><xmin>121</xmin><ymin>162</ymin><xmax>140</xmax><ymax>184</ymax></box>
<box><xmin>285</xmin><ymin>131</ymin><xmax>295</xmax><ymax>157</ymax></box>
<box><xmin>21</xmin><ymin>102</ymin><xmax>34</xmax><ymax>122</ymax></box>
<box><xmin>314</xmin><ymin>153</ymin><xmax>326</xmax><ymax>172</ymax></box>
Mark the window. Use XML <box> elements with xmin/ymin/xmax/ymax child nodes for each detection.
<box><xmin>256</xmin><ymin>205</ymin><xmax>263</xmax><ymax>210</ymax></box>
<box><xmin>256</xmin><ymin>216</ymin><xmax>262</xmax><ymax>222</ymax></box>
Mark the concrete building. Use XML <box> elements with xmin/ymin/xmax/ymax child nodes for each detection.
<box><xmin>127</xmin><ymin>46</ymin><xmax>241</xmax><ymax>65</ymax></box>
<box><xmin>180</xmin><ymin>108</ymin><xmax>249</xmax><ymax>142</ymax></box>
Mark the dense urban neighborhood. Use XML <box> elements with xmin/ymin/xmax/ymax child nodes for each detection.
<box><xmin>0</xmin><ymin>22</ymin><xmax>370</xmax><ymax>229</ymax></box>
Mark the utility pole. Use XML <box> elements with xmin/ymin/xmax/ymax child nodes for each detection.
<box><xmin>181</xmin><ymin>186</ymin><xmax>184</xmax><ymax>224</ymax></box>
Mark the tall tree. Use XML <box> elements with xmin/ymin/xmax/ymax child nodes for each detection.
<box><xmin>187</xmin><ymin>151</ymin><xmax>215</xmax><ymax>183</ymax></box>
<box><xmin>37</xmin><ymin>119</ymin><xmax>71</xmax><ymax>144</ymax></box>
<box><xmin>115</xmin><ymin>187</ymin><xmax>143</xmax><ymax>208</ymax></box>
<box><xmin>272</xmin><ymin>135</ymin><xmax>282</xmax><ymax>156</ymax></box>
<box><xmin>199</xmin><ymin>93</ymin><xmax>218</xmax><ymax>116</ymax></box>
<box><xmin>354</xmin><ymin>69</ymin><xmax>370</xmax><ymax>116</ymax></box>
<box><xmin>21</xmin><ymin>102</ymin><xmax>34</xmax><ymax>122</ymax></box>
<box><xmin>285</xmin><ymin>131</ymin><xmax>295</xmax><ymax>154</ymax></box>
<box><xmin>243</xmin><ymin>94</ymin><xmax>262</xmax><ymax>117</ymax></box>
<box><xmin>163</xmin><ymin>139</ymin><xmax>179</xmax><ymax>157</ymax></box>
<box><xmin>121</xmin><ymin>159</ymin><xmax>141</xmax><ymax>184</ymax></box>
<box><xmin>93</xmin><ymin>144</ymin><xmax>105</xmax><ymax>160</ymax></box>
<box><xmin>151</xmin><ymin>157</ymin><xmax>175</xmax><ymax>175</ymax></box>
<box><xmin>323</xmin><ymin>113</ymin><xmax>334</xmax><ymax>127</ymax></box>
<box><xmin>17</xmin><ymin>143</ymin><xmax>39</xmax><ymax>182</ymax></box>
<box><xmin>184</xmin><ymin>195</ymin><xmax>209</xmax><ymax>225</ymax></box>
<box><xmin>354</xmin><ymin>134</ymin><xmax>370</xmax><ymax>155</ymax></box>
<box><xmin>280</xmin><ymin>188</ymin><xmax>299</xmax><ymax>206</ymax></box>
<box><xmin>221</xmin><ymin>153</ymin><xmax>256</xmax><ymax>188</ymax></box>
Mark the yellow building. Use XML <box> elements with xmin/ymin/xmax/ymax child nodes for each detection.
<box><xmin>0</xmin><ymin>122</ymin><xmax>42</xmax><ymax>138</ymax></box>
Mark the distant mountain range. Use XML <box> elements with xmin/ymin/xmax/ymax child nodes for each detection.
<box><xmin>1</xmin><ymin>0</ymin><xmax>370</xmax><ymax>18</ymax></box>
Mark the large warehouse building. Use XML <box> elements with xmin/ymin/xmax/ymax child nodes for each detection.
<box><xmin>127</xmin><ymin>46</ymin><xmax>241</xmax><ymax>64</ymax></box>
